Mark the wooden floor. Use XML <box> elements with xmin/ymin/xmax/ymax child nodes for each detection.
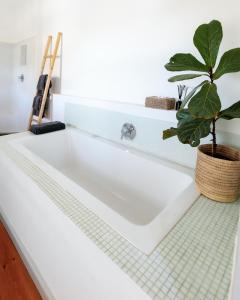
<box><xmin>0</xmin><ymin>222</ymin><xmax>42</xmax><ymax>300</ymax></box>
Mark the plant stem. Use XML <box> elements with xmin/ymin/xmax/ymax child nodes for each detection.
<box><xmin>209</xmin><ymin>68</ymin><xmax>217</xmax><ymax>156</ymax></box>
<box><xmin>209</xmin><ymin>68</ymin><xmax>214</xmax><ymax>83</ymax></box>
<box><xmin>211</xmin><ymin>118</ymin><xmax>217</xmax><ymax>157</ymax></box>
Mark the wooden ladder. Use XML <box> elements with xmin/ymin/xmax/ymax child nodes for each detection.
<box><xmin>28</xmin><ymin>32</ymin><xmax>62</xmax><ymax>130</ymax></box>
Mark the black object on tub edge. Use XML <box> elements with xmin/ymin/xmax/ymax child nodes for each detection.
<box><xmin>30</xmin><ymin>121</ymin><xmax>66</xmax><ymax>135</ymax></box>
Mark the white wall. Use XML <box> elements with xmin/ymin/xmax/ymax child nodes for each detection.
<box><xmin>11</xmin><ymin>37</ymin><xmax>38</xmax><ymax>131</ymax></box>
<box><xmin>1</xmin><ymin>0</ymin><xmax>240</xmax><ymax>131</ymax></box>
<box><xmin>0</xmin><ymin>38</ymin><xmax>38</xmax><ymax>133</ymax></box>
<box><xmin>0</xmin><ymin>42</ymin><xmax>20</xmax><ymax>132</ymax></box>
<box><xmin>38</xmin><ymin>0</ymin><xmax>240</xmax><ymax>108</ymax></box>
<box><xmin>0</xmin><ymin>42</ymin><xmax>14</xmax><ymax>112</ymax></box>
<box><xmin>0</xmin><ymin>0</ymin><xmax>39</xmax><ymax>132</ymax></box>
<box><xmin>0</xmin><ymin>0</ymin><xmax>39</xmax><ymax>43</ymax></box>
<box><xmin>0</xmin><ymin>0</ymin><xmax>39</xmax><ymax>106</ymax></box>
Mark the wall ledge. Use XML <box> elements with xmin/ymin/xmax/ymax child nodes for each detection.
<box><xmin>52</xmin><ymin>94</ymin><xmax>178</xmax><ymax>123</ymax></box>
<box><xmin>52</xmin><ymin>94</ymin><xmax>240</xmax><ymax>136</ymax></box>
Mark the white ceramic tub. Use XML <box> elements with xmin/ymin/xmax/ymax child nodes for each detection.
<box><xmin>10</xmin><ymin>128</ymin><xmax>199</xmax><ymax>254</ymax></box>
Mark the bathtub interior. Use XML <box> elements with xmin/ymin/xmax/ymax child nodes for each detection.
<box><xmin>19</xmin><ymin>129</ymin><xmax>193</xmax><ymax>225</ymax></box>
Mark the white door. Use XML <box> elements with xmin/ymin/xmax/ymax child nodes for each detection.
<box><xmin>12</xmin><ymin>36</ymin><xmax>37</xmax><ymax>131</ymax></box>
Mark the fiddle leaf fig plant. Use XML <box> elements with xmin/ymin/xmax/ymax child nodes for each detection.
<box><xmin>163</xmin><ymin>20</ymin><xmax>240</xmax><ymax>156</ymax></box>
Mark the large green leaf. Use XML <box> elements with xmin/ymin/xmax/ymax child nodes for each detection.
<box><xmin>176</xmin><ymin>109</ymin><xmax>194</xmax><ymax>126</ymax></box>
<box><xmin>162</xmin><ymin>109</ymin><xmax>193</xmax><ymax>140</ymax></box>
<box><xmin>193</xmin><ymin>20</ymin><xmax>223</xmax><ymax>68</ymax></box>
<box><xmin>219</xmin><ymin>101</ymin><xmax>240</xmax><ymax>120</ymax></box>
<box><xmin>188</xmin><ymin>83</ymin><xmax>221</xmax><ymax>119</ymax></box>
<box><xmin>168</xmin><ymin>73</ymin><xmax>205</xmax><ymax>82</ymax></box>
<box><xmin>177</xmin><ymin>118</ymin><xmax>212</xmax><ymax>147</ymax></box>
<box><xmin>180</xmin><ymin>80</ymin><xmax>209</xmax><ymax>108</ymax></box>
<box><xmin>214</xmin><ymin>48</ymin><xmax>240</xmax><ymax>79</ymax></box>
<box><xmin>163</xmin><ymin>128</ymin><xmax>178</xmax><ymax>140</ymax></box>
<box><xmin>165</xmin><ymin>53</ymin><xmax>208</xmax><ymax>72</ymax></box>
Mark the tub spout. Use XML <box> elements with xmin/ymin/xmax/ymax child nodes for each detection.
<box><xmin>121</xmin><ymin>123</ymin><xmax>136</xmax><ymax>140</ymax></box>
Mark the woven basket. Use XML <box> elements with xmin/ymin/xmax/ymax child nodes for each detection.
<box><xmin>145</xmin><ymin>97</ymin><xmax>176</xmax><ymax>110</ymax></box>
<box><xmin>196</xmin><ymin>144</ymin><xmax>240</xmax><ymax>202</ymax></box>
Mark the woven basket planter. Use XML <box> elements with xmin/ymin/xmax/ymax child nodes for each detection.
<box><xmin>196</xmin><ymin>144</ymin><xmax>240</xmax><ymax>202</ymax></box>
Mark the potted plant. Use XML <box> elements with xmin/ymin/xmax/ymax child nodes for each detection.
<box><xmin>163</xmin><ymin>20</ymin><xmax>240</xmax><ymax>202</ymax></box>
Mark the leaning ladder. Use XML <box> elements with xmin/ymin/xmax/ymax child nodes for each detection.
<box><xmin>28</xmin><ymin>32</ymin><xmax>62</xmax><ymax>130</ymax></box>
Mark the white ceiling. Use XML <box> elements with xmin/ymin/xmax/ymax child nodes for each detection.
<box><xmin>0</xmin><ymin>0</ymin><xmax>39</xmax><ymax>43</ymax></box>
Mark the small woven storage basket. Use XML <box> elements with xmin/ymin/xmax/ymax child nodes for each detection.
<box><xmin>196</xmin><ymin>144</ymin><xmax>240</xmax><ymax>202</ymax></box>
<box><xmin>145</xmin><ymin>97</ymin><xmax>176</xmax><ymax>110</ymax></box>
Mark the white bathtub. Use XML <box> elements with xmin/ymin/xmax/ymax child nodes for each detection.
<box><xmin>10</xmin><ymin>128</ymin><xmax>199</xmax><ymax>254</ymax></box>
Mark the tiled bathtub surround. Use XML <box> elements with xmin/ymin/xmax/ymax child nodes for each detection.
<box><xmin>1</xmin><ymin>140</ymin><xmax>239</xmax><ymax>300</ymax></box>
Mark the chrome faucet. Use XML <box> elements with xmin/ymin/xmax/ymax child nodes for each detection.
<box><xmin>121</xmin><ymin>123</ymin><xmax>136</xmax><ymax>140</ymax></box>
